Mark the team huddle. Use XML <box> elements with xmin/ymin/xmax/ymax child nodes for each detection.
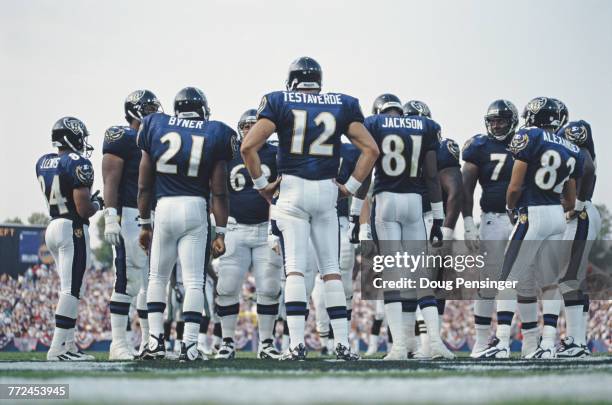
<box><xmin>35</xmin><ymin>56</ymin><xmax>599</xmax><ymax>362</ymax></box>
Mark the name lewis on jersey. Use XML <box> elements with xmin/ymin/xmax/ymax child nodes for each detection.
<box><xmin>381</xmin><ymin>117</ymin><xmax>424</xmax><ymax>130</ymax></box>
<box><xmin>283</xmin><ymin>92</ymin><xmax>343</xmax><ymax>105</ymax></box>
<box><xmin>167</xmin><ymin>116</ymin><xmax>205</xmax><ymax>129</ymax></box>
<box><xmin>40</xmin><ymin>157</ymin><xmax>60</xmax><ymax>169</ymax></box>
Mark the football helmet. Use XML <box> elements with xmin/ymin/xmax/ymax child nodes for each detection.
<box><xmin>286</xmin><ymin>57</ymin><xmax>322</xmax><ymax>91</ymax></box>
<box><xmin>403</xmin><ymin>100</ymin><xmax>431</xmax><ymax>118</ymax></box>
<box><xmin>522</xmin><ymin>97</ymin><xmax>561</xmax><ymax>129</ymax></box>
<box><xmin>174</xmin><ymin>87</ymin><xmax>211</xmax><ymax>120</ymax></box>
<box><xmin>237</xmin><ymin>108</ymin><xmax>257</xmax><ymax>139</ymax></box>
<box><xmin>51</xmin><ymin>116</ymin><xmax>93</xmax><ymax>157</ymax></box>
<box><xmin>484</xmin><ymin>99</ymin><xmax>519</xmax><ymax>141</ymax></box>
<box><xmin>124</xmin><ymin>89</ymin><xmax>162</xmax><ymax>124</ymax></box>
<box><xmin>372</xmin><ymin>93</ymin><xmax>403</xmax><ymax>115</ymax></box>
<box><xmin>555</xmin><ymin>99</ymin><xmax>569</xmax><ymax>130</ymax></box>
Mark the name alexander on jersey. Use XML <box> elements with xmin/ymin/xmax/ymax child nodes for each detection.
<box><xmin>541</xmin><ymin>130</ymin><xmax>580</xmax><ymax>153</ymax></box>
<box><xmin>282</xmin><ymin>92</ymin><xmax>344</xmax><ymax>105</ymax></box>
<box><xmin>381</xmin><ymin>116</ymin><xmax>425</xmax><ymax>130</ymax></box>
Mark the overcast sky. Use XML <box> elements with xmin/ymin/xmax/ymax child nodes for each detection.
<box><xmin>1</xmin><ymin>0</ymin><xmax>611</xmax><ymax>230</ymax></box>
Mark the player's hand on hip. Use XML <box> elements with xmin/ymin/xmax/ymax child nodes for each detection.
<box><xmin>258</xmin><ymin>177</ymin><xmax>281</xmax><ymax>203</ymax></box>
<box><xmin>212</xmin><ymin>235</ymin><xmax>226</xmax><ymax>258</ymax></box>
<box><xmin>335</xmin><ymin>180</ymin><xmax>352</xmax><ymax>199</ymax></box>
<box><xmin>138</xmin><ymin>227</ymin><xmax>153</xmax><ymax>255</ymax></box>
<box><xmin>104</xmin><ymin>210</ymin><xmax>122</xmax><ymax>246</ymax></box>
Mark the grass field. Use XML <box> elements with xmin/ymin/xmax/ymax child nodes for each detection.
<box><xmin>1</xmin><ymin>352</ymin><xmax>611</xmax><ymax>404</ymax></box>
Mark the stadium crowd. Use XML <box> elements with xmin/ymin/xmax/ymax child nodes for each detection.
<box><xmin>1</xmin><ymin>264</ymin><xmax>609</xmax><ymax>352</ymax></box>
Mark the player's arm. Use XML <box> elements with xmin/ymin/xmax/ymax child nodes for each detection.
<box><xmin>210</xmin><ymin>160</ymin><xmax>229</xmax><ymax>258</ymax></box>
<box><xmin>461</xmin><ymin>162</ymin><xmax>478</xmax><ymax>218</ymax></box>
<box><xmin>347</xmin><ymin>174</ymin><xmax>372</xmax><ymax>243</ymax></box>
<box><xmin>576</xmin><ymin>148</ymin><xmax>595</xmax><ymax>208</ymax></box>
<box><xmin>461</xmin><ymin>162</ymin><xmax>479</xmax><ymax>248</ymax></box>
<box><xmin>341</xmin><ymin>122</ymin><xmax>379</xmax><ymax>197</ymax></box>
<box><xmin>562</xmin><ymin>178</ymin><xmax>577</xmax><ymax>213</ymax></box>
<box><xmin>424</xmin><ymin>150</ymin><xmax>444</xmax><ymax>245</ymax></box>
<box><xmin>439</xmin><ymin>166</ymin><xmax>463</xmax><ymax>230</ymax></box>
<box><xmin>137</xmin><ymin>150</ymin><xmax>154</xmax><ymax>253</ymax></box>
<box><xmin>240</xmin><ymin>118</ymin><xmax>279</xmax><ymax>202</ymax></box>
<box><xmin>505</xmin><ymin>160</ymin><xmax>527</xmax><ymax>224</ymax></box>
<box><xmin>73</xmin><ymin>187</ymin><xmax>102</xmax><ymax>219</ymax></box>
<box><xmin>102</xmin><ymin>153</ymin><xmax>124</xmax><ymax>245</ymax></box>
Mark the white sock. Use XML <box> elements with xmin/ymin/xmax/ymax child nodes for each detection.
<box><xmin>565</xmin><ymin>305</ymin><xmax>584</xmax><ymax>345</ymax></box>
<box><xmin>111</xmin><ymin>314</ymin><xmax>128</xmax><ymax>343</ymax></box>
<box><xmin>496</xmin><ymin>298</ymin><xmax>516</xmax><ymax>347</ymax></box>
<box><xmin>183</xmin><ymin>324</ymin><xmax>199</xmax><ymax>345</ymax></box>
<box><xmin>420</xmin><ymin>306</ymin><xmax>442</xmax><ymax>343</ymax></box>
<box><xmin>285</xmin><ymin>275</ymin><xmax>307</xmax><ymax>348</ymax></box>
<box><xmin>402</xmin><ymin>311</ymin><xmax>417</xmax><ymax>351</ymax></box>
<box><xmin>473</xmin><ymin>299</ymin><xmax>494</xmax><ymax>349</ymax></box>
<box><xmin>50</xmin><ymin>327</ymin><xmax>71</xmax><ymax>351</ymax></box>
<box><xmin>140</xmin><ymin>318</ymin><xmax>149</xmax><ymax>344</ymax></box>
<box><xmin>384</xmin><ymin>302</ymin><xmax>405</xmax><ymax>348</ymax></box>
<box><xmin>148</xmin><ymin>312</ymin><xmax>164</xmax><ymax>338</ymax></box>
<box><xmin>324</xmin><ymin>279</ymin><xmax>348</xmax><ymax>347</ymax></box>
<box><xmin>220</xmin><ymin>313</ymin><xmax>238</xmax><ymax>340</ymax></box>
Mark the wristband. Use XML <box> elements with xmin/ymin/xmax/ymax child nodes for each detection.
<box><xmin>344</xmin><ymin>176</ymin><xmax>362</xmax><ymax>195</ymax></box>
<box><xmin>464</xmin><ymin>216</ymin><xmax>476</xmax><ymax>231</ymax></box>
<box><xmin>252</xmin><ymin>174</ymin><xmax>269</xmax><ymax>190</ymax></box>
<box><xmin>441</xmin><ymin>226</ymin><xmax>454</xmax><ymax>240</ymax></box>
<box><xmin>138</xmin><ymin>217</ymin><xmax>152</xmax><ymax>226</ymax></box>
<box><xmin>350</xmin><ymin>197</ymin><xmax>364</xmax><ymax>216</ymax></box>
<box><xmin>215</xmin><ymin>226</ymin><xmax>227</xmax><ymax>235</ymax></box>
<box><xmin>359</xmin><ymin>224</ymin><xmax>372</xmax><ymax>241</ymax></box>
<box><xmin>104</xmin><ymin>207</ymin><xmax>118</xmax><ymax>217</ymax></box>
<box><xmin>575</xmin><ymin>200</ymin><xmax>585</xmax><ymax>212</ymax></box>
<box><xmin>431</xmin><ymin>202</ymin><xmax>444</xmax><ymax>220</ymax></box>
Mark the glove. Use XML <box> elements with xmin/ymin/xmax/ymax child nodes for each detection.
<box><xmin>506</xmin><ymin>206</ymin><xmax>518</xmax><ymax>225</ymax></box>
<box><xmin>104</xmin><ymin>208</ymin><xmax>122</xmax><ymax>246</ymax></box>
<box><xmin>463</xmin><ymin>216</ymin><xmax>479</xmax><ymax>251</ymax></box>
<box><xmin>91</xmin><ymin>190</ymin><xmax>105</xmax><ymax>211</ymax></box>
<box><xmin>429</xmin><ymin>218</ymin><xmax>443</xmax><ymax>247</ymax></box>
<box><xmin>348</xmin><ymin>215</ymin><xmax>360</xmax><ymax>244</ymax></box>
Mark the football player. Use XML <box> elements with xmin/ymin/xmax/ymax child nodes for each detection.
<box><xmin>461</xmin><ymin>99</ymin><xmax>518</xmax><ymax>357</ymax></box>
<box><xmin>366</xmin><ymin>94</ymin><xmax>454</xmax><ymax>360</ymax></box>
<box><xmin>241</xmin><ymin>56</ymin><xmax>378</xmax><ymax>360</ymax></box>
<box><xmin>137</xmin><ymin>87</ymin><xmax>235</xmax><ymax>361</ymax></box>
<box><xmin>103</xmin><ymin>89</ymin><xmax>162</xmax><ymax>360</ymax></box>
<box><xmin>556</xmin><ymin>110</ymin><xmax>600</xmax><ymax>358</ymax></box>
<box><xmin>484</xmin><ymin>97</ymin><xmax>582</xmax><ymax>359</ymax></box>
<box><xmin>214</xmin><ymin>109</ymin><xmax>283</xmax><ymax>360</ymax></box>
<box><xmin>311</xmin><ymin>139</ymin><xmax>369</xmax><ymax>353</ymax></box>
<box><xmin>36</xmin><ymin>117</ymin><xmax>103</xmax><ymax>361</ymax></box>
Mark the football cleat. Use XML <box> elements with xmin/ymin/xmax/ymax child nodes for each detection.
<box><xmin>556</xmin><ymin>337</ymin><xmax>588</xmax><ymax>359</ymax></box>
<box><xmin>320</xmin><ymin>346</ymin><xmax>330</xmax><ymax>356</ymax></box>
<box><xmin>141</xmin><ymin>334</ymin><xmax>166</xmax><ymax>360</ymax></box>
<box><xmin>47</xmin><ymin>346</ymin><xmax>87</xmax><ymax>362</ymax></box>
<box><xmin>478</xmin><ymin>337</ymin><xmax>510</xmax><ymax>359</ymax></box>
<box><xmin>215</xmin><ymin>339</ymin><xmax>236</xmax><ymax>360</ymax></box>
<box><xmin>198</xmin><ymin>336</ymin><xmax>213</xmax><ymax>356</ymax></box>
<box><xmin>280</xmin><ymin>343</ymin><xmax>307</xmax><ymax>361</ymax></box>
<box><xmin>258</xmin><ymin>339</ymin><xmax>281</xmax><ymax>360</ymax></box>
<box><xmin>335</xmin><ymin>343</ymin><xmax>360</xmax><ymax>361</ymax></box>
<box><xmin>65</xmin><ymin>342</ymin><xmax>95</xmax><ymax>361</ymax></box>
<box><xmin>109</xmin><ymin>341</ymin><xmax>134</xmax><ymax>361</ymax></box>
<box><xmin>524</xmin><ymin>338</ymin><xmax>556</xmax><ymax>359</ymax></box>
<box><xmin>383</xmin><ymin>345</ymin><xmax>407</xmax><ymax>360</ymax></box>
<box><xmin>179</xmin><ymin>342</ymin><xmax>207</xmax><ymax>362</ymax></box>
<box><xmin>470</xmin><ymin>342</ymin><xmax>491</xmax><ymax>359</ymax></box>
<box><xmin>429</xmin><ymin>340</ymin><xmax>455</xmax><ymax>359</ymax></box>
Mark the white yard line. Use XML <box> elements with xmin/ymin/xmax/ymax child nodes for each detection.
<box><xmin>1</xmin><ymin>374</ymin><xmax>611</xmax><ymax>404</ymax></box>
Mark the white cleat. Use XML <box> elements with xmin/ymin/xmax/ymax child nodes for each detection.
<box><xmin>258</xmin><ymin>339</ymin><xmax>281</xmax><ymax>360</ymax></box>
<box><xmin>65</xmin><ymin>342</ymin><xmax>95</xmax><ymax>361</ymax></box>
<box><xmin>556</xmin><ymin>337</ymin><xmax>588</xmax><ymax>359</ymax></box>
<box><xmin>524</xmin><ymin>339</ymin><xmax>557</xmax><ymax>359</ymax></box>
<box><xmin>479</xmin><ymin>337</ymin><xmax>510</xmax><ymax>359</ymax></box>
<box><xmin>470</xmin><ymin>343</ymin><xmax>491</xmax><ymax>359</ymax></box>
<box><xmin>109</xmin><ymin>341</ymin><xmax>134</xmax><ymax>360</ymax></box>
<box><xmin>215</xmin><ymin>339</ymin><xmax>236</xmax><ymax>359</ymax></box>
<box><xmin>429</xmin><ymin>340</ymin><xmax>455</xmax><ymax>360</ymax></box>
<box><xmin>383</xmin><ymin>345</ymin><xmax>407</xmax><ymax>360</ymax></box>
<box><xmin>179</xmin><ymin>342</ymin><xmax>207</xmax><ymax>362</ymax></box>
